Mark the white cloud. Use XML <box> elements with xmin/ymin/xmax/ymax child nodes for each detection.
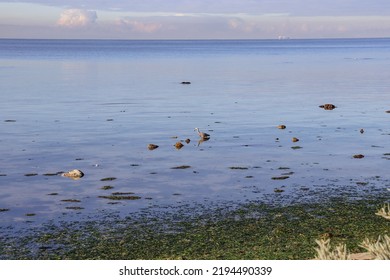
<box><xmin>57</xmin><ymin>9</ymin><xmax>97</xmax><ymax>27</ymax></box>
<box><xmin>117</xmin><ymin>18</ymin><xmax>162</xmax><ymax>33</ymax></box>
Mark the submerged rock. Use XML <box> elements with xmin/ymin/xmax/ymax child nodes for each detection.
<box><xmin>148</xmin><ymin>144</ymin><xmax>159</xmax><ymax>150</ymax></box>
<box><xmin>319</xmin><ymin>104</ymin><xmax>337</xmax><ymax>110</ymax></box>
<box><xmin>171</xmin><ymin>165</ymin><xmax>191</xmax><ymax>169</ymax></box>
<box><xmin>174</xmin><ymin>142</ymin><xmax>184</xmax><ymax>149</ymax></box>
<box><xmin>272</xmin><ymin>176</ymin><xmax>290</xmax><ymax>180</ymax></box>
<box><xmin>181</xmin><ymin>81</ymin><xmax>191</xmax><ymax>84</ymax></box>
<box><xmin>61</xmin><ymin>169</ymin><xmax>84</xmax><ymax>180</ymax></box>
<box><xmin>353</xmin><ymin>154</ymin><xmax>365</xmax><ymax>159</ymax></box>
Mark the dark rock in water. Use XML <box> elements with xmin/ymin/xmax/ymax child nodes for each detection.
<box><xmin>171</xmin><ymin>165</ymin><xmax>191</xmax><ymax>169</ymax></box>
<box><xmin>277</xmin><ymin>125</ymin><xmax>286</xmax><ymax>129</ymax></box>
<box><xmin>319</xmin><ymin>104</ymin><xmax>337</xmax><ymax>110</ymax></box>
<box><xmin>0</xmin><ymin>208</ymin><xmax>10</xmax><ymax>212</ymax></box>
<box><xmin>229</xmin><ymin>166</ymin><xmax>249</xmax><ymax>170</ymax></box>
<box><xmin>181</xmin><ymin>81</ymin><xmax>191</xmax><ymax>84</ymax></box>
<box><xmin>185</xmin><ymin>138</ymin><xmax>191</xmax><ymax>144</ymax></box>
<box><xmin>360</xmin><ymin>128</ymin><xmax>364</xmax><ymax>134</ymax></box>
<box><xmin>274</xmin><ymin>188</ymin><xmax>285</xmax><ymax>193</ymax></box>
<box><xmin>272</xmin><ymin>176</ymin><xmax>290</xmax><ymax>180</ymax></box>
<box><xmin>292</xmin><ymin>137</ymin><xmax>299</xmax><ymax>142</ymax></box>
<box><xmin>101</xmin><ymin>185</ymin><xmax>114</xmax><ymax>190</ymax></box>
<box><xmin>353</xmin><ymin>154</ymin><xmax>365</xmax><ymax>159</ymax></box>
<box><xmin>174</xmin><ymin>142</ymin><xmax>184</xmax><ymax>149</ymax></box>
<box><xmin>100</xmin><ymin>177</ymin><xmax>116</xmax><ymax>181</ymax></box>
<box><xmin>148</xmin><ymin>144</ymin><xmax>159</xmax><ymax>150</ymax></box>
<box><xmin>386</xmin><ymin>110</ymin><xmax>390</xmax><ymax>113</ymax></box>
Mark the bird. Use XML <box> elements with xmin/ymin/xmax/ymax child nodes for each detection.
<box><xmin>194</xmin><ymin>128</ymin><xmax>210</xmax><ymax>140</ymax></box>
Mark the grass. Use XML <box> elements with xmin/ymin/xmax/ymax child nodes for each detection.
<box><xmin>1</xmin><ymin>196</ymin><xmax>389</xmax><ymax>260</ymax></box>
<box><xmin>314</xmin><ymin>239</ymin><xmax>349</xmax><ymax>260</ymax></box>
<box><xmin>376</xmin><ymin>204</ymin><xmax>390</xmax><ymax>220</ymax></box>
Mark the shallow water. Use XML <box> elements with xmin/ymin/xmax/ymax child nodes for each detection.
<box><xmin>1</xmin><ymin>38</ymin><xmax>390</xmax><ymax>227</ymax></box>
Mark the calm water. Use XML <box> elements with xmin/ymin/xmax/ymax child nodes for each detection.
<box><xmin>1</xmin><ymin>38</ymin><xmax>390</xmax><ymax>227</ymax></box>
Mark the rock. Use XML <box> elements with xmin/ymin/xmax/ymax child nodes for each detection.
<box><xmin>292</xmin><ymin>137</ymin><xmax>299</xmax><ymax>142</ymax></box>
<box><xmin>353</xmin><ymin>154</ymin><xmax>365</xmax><ymax>159</ymax></box>
<box><xmin>319</xmin><ymin>104</ymin><xmax>337</xmax><ymax>110</ymax></box>
<box><xmin>360</xmin><ymin>128</ymin><xmax>364</xmax><ymax>134</ymax></box>
<box><xmin>171</xmin><ymin>165</ymin><xmax>191</xmax><ymax>169</ymax></box>
<box><xmin>277</xmin><ymin>125</ymin><xmax>286</xmax><ymax>129</ymax></box>
<box><xmin>148</xmin><ymin>144</ymin><xmax>159</xmax><ymax>150</ymax></box>
<box><xmin>185</xmin><ymin>138</ymin><xmax>191</xmax><ymax>144</ymax></box>
<box><xmin>272</xmin><ymin>176</ymin><xmax>290</xmax><ymax>180</ymax></box>
<box><xmin>62</xmin><ymin>169</ymin><xmax>84</xmax><ymax>180</ymax></box>
<box><xmin>174</xmin><ymin>142</ymin><xmax>184</xmax><ymax>149</ymax></box>
<box><xmin>181</xmin><ymin>81</ymin><xmax>191</xmax><ymax>84</ymax></box>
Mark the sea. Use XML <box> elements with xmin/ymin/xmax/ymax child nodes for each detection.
<box><xmin>1</xmin><ymin>38</ymin><xmax>390</xmax><ymax>228</ymax></box>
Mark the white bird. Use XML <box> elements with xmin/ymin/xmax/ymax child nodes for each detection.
<box><xmin>194</xmin><ymin>128</ymin><xmax>210</xmax><ymax>140</ymax></box>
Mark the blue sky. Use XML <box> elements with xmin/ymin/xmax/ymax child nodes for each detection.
<box><xmin>0</xmin><ymin>1</ymin><xmax>389</xmax><ymax>39</ymax></box>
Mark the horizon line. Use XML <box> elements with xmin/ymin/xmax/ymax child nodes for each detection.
<box><xmin>1</xmin><ymin>36</ymin><xmax>390</xmax><ymax>41</ymax></box>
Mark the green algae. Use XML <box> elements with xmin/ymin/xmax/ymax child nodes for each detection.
<box><xmin>98</xmin><ymin>195</ymin><xmax>141</xmax><ymax>200</ymax></box>
<box><xmin>1</xmin><ymin>196</ymin><xmax>389</xmax><ymax>260</ymax></box>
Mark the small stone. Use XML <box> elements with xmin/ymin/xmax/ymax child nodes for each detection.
<box><xmin>292</xmin><ymin>137</ymin><xmax>299</xmax><ymax>142</ymax></box>
<box><xmin>24</xmin><ymin>173</ymin><xmax>38</xmax><ymax>177</ymax></box>
<box><xmin>185</xmin><ymin>138</ymin><xmax>191</xmax><ymax>144</ymax></box>
<box><xmin>360</xmin><ymin>128</ymin><xmax>364</xmax><ymax>134</ymax></box>
<box><xmin>174</xmin><ymin>142</ymin><xmax>184</xmax><ymax>149</ymax></box>
<box><xmin>100</xmin><ymin>177</ymin><xmax>116</xmax><ymax>181</ymax></box>
<box><xmin>272</xmin><ymin>176</ymin><xmax>290</xmax><ymax>180</ymax></box>
<box><xmin>61</xmin><ymin>169</ymin><xmax>84</xmax><ymax>180</ymax></box>
<box><xmin>171</xmin><ymin>165</ymin><xmax>191</xmax><ymax>169</ymax></box>
<box><xmin>277</xmin><ymin>125</ymin><xmax>286</xmax><ymax>129</ymax></box>
<box><xmin>148</xmin><ymin>144</ymin><xmax>159</xmax><ymax>150</ymax></box>
<box><xmin>353</xmin><ymin>154</ymin><xmax>365</xmax><ymax>159</ymax></box>
<box><xmin>319</xmin><ymin>104</ymin><xmax>336</xmax><ymax>110</ymax></box>
<box><xmin>181</xmin><ymin>81</ymin><xmax>191</xmax><ymax>84</ymax></box>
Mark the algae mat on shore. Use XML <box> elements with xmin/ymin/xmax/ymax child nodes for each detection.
<box><xmin>1</xmin><ymin>197</ymin><xmax>389</xmax><ymax>260</ymax></box>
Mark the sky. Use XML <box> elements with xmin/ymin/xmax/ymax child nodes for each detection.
<box><xmin>0</xmin><ymin>1</ymin><xmax>389</xmax><ymax>39</ymax></box>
